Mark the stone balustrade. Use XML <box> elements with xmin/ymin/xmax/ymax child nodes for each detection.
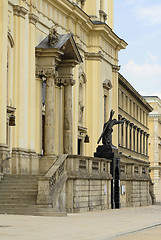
<box><xmin>120</xmin><ymin>158</ymin><xmax>150</xmax><ymax>208</ymax></box>
<box><xmin>37</xmin><ymin>155</ymin><xmax>112</xmax><ymax>212</ymax></box>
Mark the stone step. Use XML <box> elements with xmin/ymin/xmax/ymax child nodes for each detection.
<box><xmin>0</xmin><ymin>174</ymin><xmax>66</xmax><ymax>216</ymax></box>
<box><xmin>1</xmin><ymin>180</ymin><xmax>38</xmax><ymax>183</ymax></box>
<box><xmin>0</xmin><ymin>186</ymin><xmax>38</xmax><ymax>190</ymax></box>
<box><xmin>0</xmin><ymin>200</ymin><xmax>36</xmax><ymax>204</ymax></box>
<box><xmin>0</xmin><ymin>188</ymin><xmax>37</xmax><ymax>193</ymax></box>
<box><xmin>0</xmin><ymin>204</ymin><xmax>66</xmax><ymax>216</ymax></box>
<box><xmin>0</xmin><ymin>204</ymin><xmax>37</xmax><ymax>209</ymax></box>
<box><xmin>0</xmin><ymin>192</ymin><xmax>37</xmax><ymax>197</ymax></box>
<box><xmin>4</xmin><ymin>174</ymin><xmax>39</xmax><ymax>178</ymax></box>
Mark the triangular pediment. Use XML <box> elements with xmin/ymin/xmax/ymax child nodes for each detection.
<box><xmin>36</xmin><ymin>33</ymin><xmax>82</xmax><ymax>63</ymax></box>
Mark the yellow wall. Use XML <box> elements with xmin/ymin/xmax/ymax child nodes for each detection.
<box><xmin>0</xmin><ymin>0</ymin><xmax>127</xmax><ymax>170</ymax></box>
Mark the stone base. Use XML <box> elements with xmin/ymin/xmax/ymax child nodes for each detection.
<box><xmin>0</xmin><ymin>144</ymin><xmax>10</xmax><ymax>173</ymax></box>
<box><xmin>39</xmin><ymin>155</ymin><xmax>58</xmax><ymax>174</ymax></box>
<box><xmin>11</xmin><ymin>148</ymin><xmax>39</xmax><ymax>174</ymax></box>
<box><xmin>94</xmin><ymin>144</ymin><xmax>120</xmax><ymax>159</ymax></box>
<box><xmin>94</xmin><ymin>144</ymin><xmax>121</xmax><ymax>210</ymax></box>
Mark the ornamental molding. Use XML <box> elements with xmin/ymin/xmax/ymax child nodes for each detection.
<box><xmin>28</xmin><ymin>13</ymin><xmax>39</xmax><ymax>25</ymax></box>
<box><xmin>13</xmin><ymin>5</ymin><xmax>28</xmax><ymax>19</ymax></box>
<box><xmin>85</xmin><ymin>52</ymin><xmax>104</xmax><ymax>61</ymax></box>
<box><xmin>55</xmin><ymin>77</ymin><xmax>75</xmax><ymax>87</ymax></box>
<box><xmin>103</xmin><ymin>79</ymin><xmax>113</xmax><ymax>90</ymax></box>
<box><xmin>79</xmin><ymin>68</ymin><xmax>87</xmax><ymax>83</ymax></box>
<box><xmin>8</xmin><ymin>31</ymin><xmax>14</xmax><ymax>48</ymax></box>
<box><xmin>36</xmin><ymin>67</ymin><xmax>58</xmax><ymax>80</ymax></box>
<box><xmin>112</xmin><ymin>65</ymin><xmax>120</xmax><ymax>72</ymax></box>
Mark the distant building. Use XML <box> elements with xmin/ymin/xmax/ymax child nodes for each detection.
<box><xmin>118</xmin><ymin>74</ymin><xmax>153</xmax><ymax>207</ymax></box>
<box><xmin>144</xmin><ymin>96</ymin><xmax>161</xmax><ymax>203</ymax></box>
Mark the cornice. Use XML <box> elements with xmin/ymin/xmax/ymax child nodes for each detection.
<box><xmin>90</xmin><ymin>24</ymin><xmax>127</xmax><ymax>50</ymax></box>
<box><xmin>84</xmin><ymin>52</ymin><xmax>103</xmax><ymax>61</ymax></box>
<box><xmin>144</xmin><ymin>96</ymin><xmax>161</xmax><ymax>107</ymax></box>
<box><xmin>118</xmin><ymin>73</ymin><xmax>153</xmax><ymax>112</ymax></box>
<box><xmin>13</xmin><ymin>5</ymin><xmax>28</xmax><ymax>19</ymax></box>
<box><xmin>45</xmin><ymin>0</ymin><xmax>127</xmax><ymax>50</ymax></box>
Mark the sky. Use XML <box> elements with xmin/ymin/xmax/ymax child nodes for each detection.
<box><xmin>114</xmin><ymin>0</ymin><xmax>161</xmax><ymax>98</ymax></box>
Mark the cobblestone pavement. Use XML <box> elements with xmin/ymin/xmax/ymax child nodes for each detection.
<box><xmin>0</xmin><ymin>205</ymin><xmax>161</xmax><ymax>240</ymax></box>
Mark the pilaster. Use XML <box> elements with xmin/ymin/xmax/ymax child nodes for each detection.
<box><xmin>12</xmin><ymin>4</ymin><xmax>28</xmax><ymax>150</ymax></box>
<box><xmin>0</xmin><ymin>0</ymin><xmax>8</xmax><ymax>147</ymax></box>
<box><xmin>28</xmin><ymin>10</ymin><xmax>38</xmax><ymax>152</ymax></box>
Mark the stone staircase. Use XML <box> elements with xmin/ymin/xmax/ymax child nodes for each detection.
<box><xmin>0</xmin><ymin>174</ymin><xmax>66</xmax><ymax>216</ymax></box>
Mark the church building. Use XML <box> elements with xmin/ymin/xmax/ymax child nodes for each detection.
<box><xmin>0</xmin><ymin>0</ymin><xmax>153</xmax><ymax>215</ymax></box>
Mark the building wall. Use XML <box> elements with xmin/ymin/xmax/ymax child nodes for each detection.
<box><xmin>144</xmin><ymin>96</ymin><xmax>161</xmax><ymax>203</ymax></box>
<box><xmin>0</xmin><ymin>0</ymin><xmax>127</xmax><ymax>174</ymax></box>
<box><xmin>118</xmin><ymin>74</ymin><xmax>152</xmax><ymax>165</ymax></box>
<box><xmin>120</xmin><ymin>158</ymin><xmax>150</xmax><ymax>208</ymax></box>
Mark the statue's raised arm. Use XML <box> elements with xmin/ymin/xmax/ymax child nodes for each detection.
<box><xmin>97</xmin><ymin>109</ymin><xmax>125</xmax><ymax>145</ymax></box>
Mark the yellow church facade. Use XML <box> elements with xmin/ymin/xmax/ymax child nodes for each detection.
<box><xmin>0</xmin><ymin>0</ymin><xmax>127</xmax><ymax>174</ymax></box>
<box><xmin>0</xmin><ymin>0</ymin><xmax>154</xmax><ymax>214</ymax></box>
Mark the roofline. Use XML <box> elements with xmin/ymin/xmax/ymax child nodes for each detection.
<box><xmin>118</xmin><ymin>73</ymin><xmax>153</xmax><ymax>112</ymax></box>
<box><xmin>56</xmin><ymin>0</ymin><xmax>127</xmax><ymax>50</ymax></box>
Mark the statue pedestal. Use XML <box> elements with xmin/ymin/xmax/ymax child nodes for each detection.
<box><xmin>94</xmin><ymin>144</ymin><xmax>119</xmax><ymax>159</ymax></box>
<box><xmin>94</xmin><ymin>144</ymin><xmax>121</xmax><ymax>209</ymax></box>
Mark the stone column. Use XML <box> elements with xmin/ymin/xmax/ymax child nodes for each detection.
<box><xmin>118</xmin><ymin>115</ymin><xmax>122</xmax><ymax>146</ymax></box>
<box><xmin>129</xmin><ymin>123</ymin><xmax>134</xmax><ymax>151</ymax></box>
<box><xmin>57</xmin><ymin>64</ymin><xmax>75</xmax><ymax>154</ymax></box>
<box><xmin>143</xmin><ymin>132</ymin><xmax>146</xmax><ymax>155</ymax></box>
<box><xmin>146</xmin><ymin>134</ymin><xmax>149</xmax><ymax>156</ymax></box>
<box><xmin>137</xmin><ymin>128</ymin><xmax>140</xmax><ymax>153</ymax></box>
<box><xmin>43</xmin><ymin>69</ymin><xmax>57</xmax><ymax>156</ymax></box>
<box><xmin>122</xmin><ymin>119</ymin><xmax>126</xmax><ymax>147</ymax></box>
<box><xmin>125</xmin><ymin>120</ymin><xmax>130</xmax><ymax>149</ymax></box>
<box><xmin>140</xmin><ymin>130</ymin><xmax>144</xmax><ymax>154</ymax></box>
<box><xmin>133</xmin><ymin>125</ymin><xmax>137</xmax><ymax>152</ymax></box>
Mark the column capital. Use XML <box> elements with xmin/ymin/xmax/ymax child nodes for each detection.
<box><xmin>36</xmin><ymin>68</ymin><xmax>58</xmax><ymax>80</ymax></box>
<box><xmin>55</xmin><ymin>76</ymin><xmax>75</xmax><ymax>87</ymax></box>
<box><xmin>13</xmin><ymin>5</ymin><xmax>28</xmax><ymax>19</ymax></box>
<box><xmin>126</xmin><ymin>120</ymin><xmax>130</xmax><ymax>125</ymax></box>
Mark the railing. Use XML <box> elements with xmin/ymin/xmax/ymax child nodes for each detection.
<box><xmin>37</xmin><ymin>154</ymin><xmax>68</xmax><ymax>206</ymax></box>
<box><xmin>45</xmin><ymin>154</ymin><xmax>67</xmax><ymax>191</ymax></box>
<box><xmin>0</xmin><ymin>157</ymin><xmax>11</xmax><ymax>169</ymax></box>
<box><xmin>0</xmin><ymin>156</ymin><xmax>11</xmax><ymax>180</ymax></box>
<box><xmin>0</xmin><ymin>156</ymin><xmax>11</xmax><ymax>173</ymax></box>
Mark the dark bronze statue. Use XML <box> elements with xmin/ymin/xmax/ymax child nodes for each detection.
<box><xmin>97</xmin><ymin>109</ymin><xmax>125</xmax><ymax>145</ymax></box>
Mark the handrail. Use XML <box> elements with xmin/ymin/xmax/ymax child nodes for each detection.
<box><xmin>0</xmin><ymin>157</ymin><xmax>11</xmax><ymax>168</ymax></box>
<box><xmin>44</xmin><ymin>154</ymin><xmax>68</xmax><ymax>191</ymax></box>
